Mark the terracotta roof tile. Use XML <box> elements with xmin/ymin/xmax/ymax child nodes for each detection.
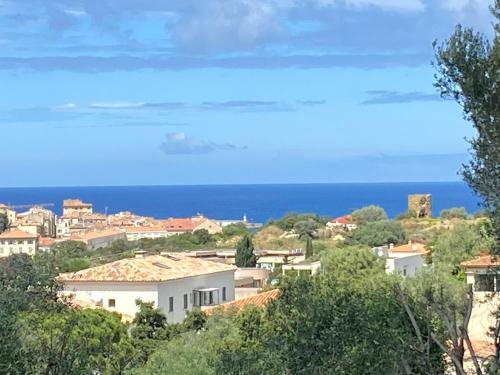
<box><xmin>205</xmin><ymin>289</ymin><xmax>279</xmax><ymax>314</ymax></box>
<box><xmin>0</xmin><ymin>229</ymin><xmax>38</xmax><ymax>239</ymax></box>
<box><xmin>39</xmin><ymin>237</ymin><xmax>56</xmax><ymax>247</ymax></box>
<box><xmin>390</xmin><ymin>242</ymin><xmax>429</xmax><ymax>255</ymax></box>
<box><xmin>163</xmin><ymin>218</ymin><xmax>196</xmax><ymax>231</ymax></box>
<box><xmin>461</xmin><ymin>254</ymin><xmax>500</xmax><ymax>268</ymax></box>
<box><xmin>58</xmin><ymin>253</ymin><xmax>236</xmax><ymax>283</ymax></box>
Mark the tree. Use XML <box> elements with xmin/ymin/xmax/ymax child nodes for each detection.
<box><xmin>432</xmin><ymin>222</ymin><xmax>494</xmax><ymax>277</ymax></box>
<box><xmin>440</xmin><ymin>207</ymin><xmax>468</xmax><ymax>220</ymax></box>
<box><xmin>293</xmin><ymin>219</ymin><xmax>319</xmax><ymax>239</ymax></box>
<box><xmin>222</xmin><ymin>223</ymin><xmax>250</xmax><ymax>237</ymax></box>
<box><xmin>183</xmin><ymin>308</ymin><xmax>207</xmax><ymax>331</ymax></box>
<box><xmin>219</xmin><ymin>271</ymin><xmax>444</xmax><ymax>374</ymax></box>
<box><xmin>235</xmin><ymin>235</ymin><xmax>256</xmax><ymax>268</ymax></box>
<box><xmin>434</xmin><ymin>1</ymin><xmax>500</xmax><ymax>254</ymax></box>
<box><xmin>305</xmin><ymin>237</ymin><xmax>313</xmax><ymax>259</ymax></box>
<box><xmin>18</xmin><ymin>308</ymin><xmax>134</xmax><ymax>375</ymax></box>
<box><xmin>0</xmin><ymin>213</ymin><xmax>8</xmax><ymax>232</ymax></box>
<box><xmin>126</xmin><ymin>315</ymin><xmax>239</xmax><ymax>375</ymax></box>
<box><xmin>345</xmin><ymin>220</ymin><xmax>407</xmax><ymax>247</ymax></box>
<box><xmin>192</xmin><ymin>229</ymin><xmax>211</xmax><ymax>245</ymax></box>
<box><xmin>351</xmin><ymin>205</ymin><xmax>388</xmax><ymax>224</ymax></box>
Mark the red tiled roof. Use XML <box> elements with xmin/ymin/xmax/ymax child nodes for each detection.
<box><xmin>163</xmin><ymin>218</ymin><xmax>195</xmax><ymax>231</ymax></box>
<box><xmin>334</xmin><ymin>215</ymin><xmax>353</xmax><ymax>224</ymax></box>
<box><xmin>390</xmin><ymin>242</ymin><xmax>429</xmax><ymax>255</ymax></box>
<box><xmin>461</xmin><ymin>254</ymin><xmax>500</xmax><ymax>268</ymax></box>
<box><xmin>39</xmin><ymin>237</ymin><xmax>56</xmax><ymax>247</ymax></box>
<box><xmin>0</xmin><ymin>229</ymin><xmax>38</xmax><ymax>239</ymax></box>
<box><xmin>205</xmin><ymin>289</ymin><xmax>280</xmax><ymax>314</ymax></box>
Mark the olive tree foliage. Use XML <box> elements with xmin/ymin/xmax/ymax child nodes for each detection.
<box><xmin>434</xmin><ymin>0</ymin><xmax>500</xmax><ymax>253</ymax></box>
<box><xmin>18</xmin><ymin>309</ymin><xmax>135</xmax><ymax>375</ymax></box>
<box><xmin>351</xmin><ymin>205</ymin><xmax>388</xmax><ymax>224</ymax></box>
<box><xmin>345</xmin><ymin>220</ymin><xmax>407</xmax><ymax>247</ymax></box>
<box><xmin>440</xmin><ymin>207</ymin><xmax>468</xmax><ymax>220</ymax></box>
<box><xmin>432</xmin><ymin>222</ymin><xmax>495</xmax><ymax>277</ymax></box>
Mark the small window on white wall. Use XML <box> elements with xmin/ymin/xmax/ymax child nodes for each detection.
<box><xmin>108</xmin><ymin>299</ymin><xmax>116</xmax><ymax>308</ymax></box>
<box><xmin>169</xmin><ymin>297</ymin><xmax>174</xmax><ymax>312</ymax></box>
<box><xmin>183</xmin><ymin>294</ymin><xmax>188</xmax><ymax>309</ymax></box>
<box><xmin>222</xmin><ymin>287</ymin><xmax>227</xmax><ymax>301</ymax></box>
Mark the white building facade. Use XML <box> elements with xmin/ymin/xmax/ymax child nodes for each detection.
<box><xmin>0</xmin><ymin>229</ymin><xmax>39</xmax><ymax>257</ymax></box>
<box><xmin>59</xmin><ymin>253</ymin><xmax>236</xmax><ymax>323</ymax></box>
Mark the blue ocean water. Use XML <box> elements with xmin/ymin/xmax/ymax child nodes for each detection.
<box><xmin>0</xmin><ymin>183</ymin><xmax>481</xmax><ymax>223</ymax></box>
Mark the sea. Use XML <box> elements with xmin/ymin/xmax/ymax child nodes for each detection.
<box><xmin>0</xmin><ymin>182</ymin><xmax>481</xmax><ymax>224</ymax></box>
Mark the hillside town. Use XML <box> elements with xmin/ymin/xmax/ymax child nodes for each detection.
<box><xmin>0</xmin><ymin>194</ymin><xmax>498</xmax><ymax>374</ymax></box>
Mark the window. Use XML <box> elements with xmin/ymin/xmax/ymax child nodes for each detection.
<box><xmin>183</xmin><ymin>294</ymin><xmax>188</xmax><ymax>309</ymax></box>
<box><xmin>222</xmin><ymin>287</ymin><xmax>227</xmax><ymax>301</ymax></box>
<box><xmin>193</xmin><ymin>289</ymin><xmax>220</xmax><ymax>307</ymax></box>
<box><xmin>108</xmin><ymin>299</ymin><xmax>116</xmax><ymax>308</ymax></box>
<box><xmin>169</xmin><ymin>297</ymin><xmax>174</xmax><ymax>312</ymax></box>
<box><xmin>475</xmin><ymin>274</ymin><xmax>495</xmax><ymax>292</ymax></box>
<box><xmin>403</xmin><ymin>268</ymin><xmax>407</xmax><ymax>277</ymax></box>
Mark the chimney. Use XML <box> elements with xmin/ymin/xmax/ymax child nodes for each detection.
<box><xmin>389</xmin><ymin>243</ymin><xmax>394</xmax><ymax>249</ymax></box>
<box><xmin>135</xmin><ymin>250</ymin><xmax>147</xmax><ymax>258</ymax></box>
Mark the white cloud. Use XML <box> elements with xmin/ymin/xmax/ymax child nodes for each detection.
<box><xmin>174</xmin><ymin>0</ymin><xmax>285</xmax><ymax>51</ymax></box>
<box><xmin>89</xmin><ymin>101</ymin><xmax>145</xmax><ymax>109</ymax></box>
<box><xmin>315</xmin><ymin>0</ymin><xmax>425</xmax><ymax>12</ymax></box>
<box><xmin>160</xmin><ymin>132</ymin><xmax>246</xmax><ymax>155</ymax></box>
<box><xmin>55</xmin><ymin>102</ymin><xmax>77</xmax><ymax>110</ymax></box>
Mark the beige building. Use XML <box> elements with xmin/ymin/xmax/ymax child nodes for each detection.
<box><xmin>70</xmin><ymin>229</ymin><xmax>126</xmax><ymax>250</ymax></box>
<box><xmin>63</xmin><ymin>199</ymin><xmax>93</xmax><ymax>216</ymax></box>
<box><xmin>193</xmin><ymin>218</ymin><xmax>223</xmax><ymax>234</ymax></box>
<box><xmin>0</xmin><ymin>229</ymin><xmax>38</xmax><ymax>257</ymax></box>
<box><xmin>16</xmin><ymin>206</ymin><xmax>56</xmax><ymax>237</ymax></box>
<box><xmin>0</xmin><ymin>204</ymin><xmax>16</xmax><ymax>226</ymax></box>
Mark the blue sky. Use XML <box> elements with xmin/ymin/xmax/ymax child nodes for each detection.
<box><xmin>0</xmin><ymin>0</ymin><xmax>495</xmax><ymax>187</ymax></box>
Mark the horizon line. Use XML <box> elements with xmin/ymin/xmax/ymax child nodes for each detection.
<box><xmin>0</xmin><ymin>180</ymin><xmax>467</xmax><ymax>189</ymax></box>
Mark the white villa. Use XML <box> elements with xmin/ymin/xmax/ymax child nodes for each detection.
<box><xmin>58</xmin><ymin>252</ymin><xmax>236</xmax><ymax>323</ymax></box>
<box><xmin>373</xmin><ymin>241</ymin><xmax>428</xmax><ymax>277</ymax></box>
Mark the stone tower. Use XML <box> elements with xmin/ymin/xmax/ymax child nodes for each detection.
<box><xmin>408</xmin><ymin>194</ymin><xmax>432</xmax><ymax>218</ymax></box>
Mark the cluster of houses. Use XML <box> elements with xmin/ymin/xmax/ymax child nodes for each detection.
<box><xmin>0</xmin><ymin>199</ymin><xmax>243</xmax><ymax>256</ymax></box>
<box><xmin>0</xmin><ymin>200</ymin><xmax>496</xmax><ymax>327</ymax></box>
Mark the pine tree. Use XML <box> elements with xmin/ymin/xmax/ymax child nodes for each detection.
<box><xmin>235</xmin><ymin>234</ymin><xmax>256</xmax><ymax>267</ymax></box>
<box><xmin>305</xmin><ymin>237</ymin><xmax>313</xmax><ymax>259</ymax></box>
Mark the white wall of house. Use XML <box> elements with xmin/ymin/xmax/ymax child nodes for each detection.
<box><xmin>125</xmin><ymin>231</ymin><xmax>170</xmax><ymax>241</ymax></box>
<box><xmin>157</xmin><ymin>270</ymin><xmax>235</xmax><ymax>323</ymax></box>
<box><xmin>62</xmin><ymin>270</ymin><xmax>235</xmax><ymax>323</ymax></box>
<box><xmin>386</xmin><ymin>254</ymin><xmax>424</xmax><ymax>277</ymax></box>
<box><xmin>62</xmin><ymin>282</ymin><xmax>159</xmax><ymax>318</ymax></box>
<box><xmin>0</xmin><ymin>238</ymin><xmax>38</xmax><ymax>257</ymax></box>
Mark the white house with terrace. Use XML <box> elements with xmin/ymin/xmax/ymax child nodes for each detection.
<box><xmin>58</xmin><ymin>252</ymin><xmax>236</xmax><ymax>323</ymax></box>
